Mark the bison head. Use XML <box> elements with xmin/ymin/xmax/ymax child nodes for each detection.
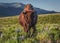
<box><xmin>23</xmin><ymin>4</ymin><xmax>34</xmax><ymax>14</ymax></box>
<box><xmin>24</xmin><ymin>4</ymin><xmax>33</xmax><ymax>10</ymax></box>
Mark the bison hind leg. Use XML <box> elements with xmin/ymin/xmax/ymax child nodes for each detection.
<box><xmin>30</xmin><ymin>25</ymin><xmax>37</xmax><ymax>37</ymax></box>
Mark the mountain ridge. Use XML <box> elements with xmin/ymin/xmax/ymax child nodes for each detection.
<box><xmin>0</xmin><ymin>3</ymin><xmax>57</xmax><ymax>17</ymax></box>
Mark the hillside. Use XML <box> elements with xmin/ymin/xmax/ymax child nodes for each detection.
<box><xmin>0</xmin><ymin>13</ymin><xmax>60</xmax><ymax>43</ymax></box>
<box><xmin>38</xmin><ymin>13</ymin><xmax>60</xmax><ymax>24</ymax></box>
<box><xmin>0</xmin><ymin>13</ymin><xmax>60</xmax><ymax>25</ymax></box>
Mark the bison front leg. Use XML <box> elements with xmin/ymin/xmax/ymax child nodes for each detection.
<box><xmin>24</xmin><ymin>23</ymin><xmax>30</xmax><ymax>37</ymax></box>
<box><xmin>24</xmin><ymin>23</ymin><xmax>29</xmax><ymax>32</ymax></box>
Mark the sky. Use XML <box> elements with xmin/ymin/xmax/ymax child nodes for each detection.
<box><xmin>0</xmin><ymin>0</ymin><xmax>60</xmax><ymax>12</ymax></box>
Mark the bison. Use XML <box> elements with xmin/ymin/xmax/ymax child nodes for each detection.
<box><xmin>19</xmin><ymin>4</ymin><xmax>38</xmax><ymax>37</ymax></box>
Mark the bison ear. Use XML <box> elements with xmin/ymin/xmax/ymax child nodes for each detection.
<box><xmin>23</xmin><ymin>11</ymin><xmax>27</xmax><ymax>14</ymax></box>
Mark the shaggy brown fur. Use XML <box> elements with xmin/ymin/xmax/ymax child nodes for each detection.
<box><xmin>19</xmin><ymin>4</ymin><xmax>38</xmax><ymax>37</ymax></box>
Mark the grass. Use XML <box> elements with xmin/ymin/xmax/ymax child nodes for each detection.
<box><xmin>0</xmin><ymin>13</ymin><xmax>60</xmax><ymax>43</ymax></box>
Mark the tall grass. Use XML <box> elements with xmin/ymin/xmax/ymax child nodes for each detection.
<box><xmin>0</xmin><ymin>13</ymin><xmax>60</xmax><ymax>43</ymax></box>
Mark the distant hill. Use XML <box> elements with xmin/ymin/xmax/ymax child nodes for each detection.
<box><xmin>0</xmin><ymin>3</ymin><xmax>25</xmax><ymax>17</ymax></box>
<box><xmin>34</xmin><ymin>8</ymin><xmax>56</xmax><ymax>14</ymax></box>
<box><xmin>0</xmin><ymin>3</ymin><xmax>57</xmax><ymax>17</ymax></box>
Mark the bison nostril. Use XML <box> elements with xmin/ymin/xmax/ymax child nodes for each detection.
<box><xmin>23</xmin><ymin>12</ymin><xmax>27</xmax><ymax>14</ymax></box>
<box><xmin>26</xmin><ymin>16</ymin><xmax>28</xmax><ymax>20</ymax></box>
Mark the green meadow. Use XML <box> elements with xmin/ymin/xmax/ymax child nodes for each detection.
<box><xmin>0</xmin><ymin>13</ymin><xmax>60</xmax><ymax>43</ymax></box>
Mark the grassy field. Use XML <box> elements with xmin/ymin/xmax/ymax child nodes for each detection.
<box><xmin>0</xmin><ymin>13</ymin><xmax>60</xmax><ymax>43</ymax></box>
